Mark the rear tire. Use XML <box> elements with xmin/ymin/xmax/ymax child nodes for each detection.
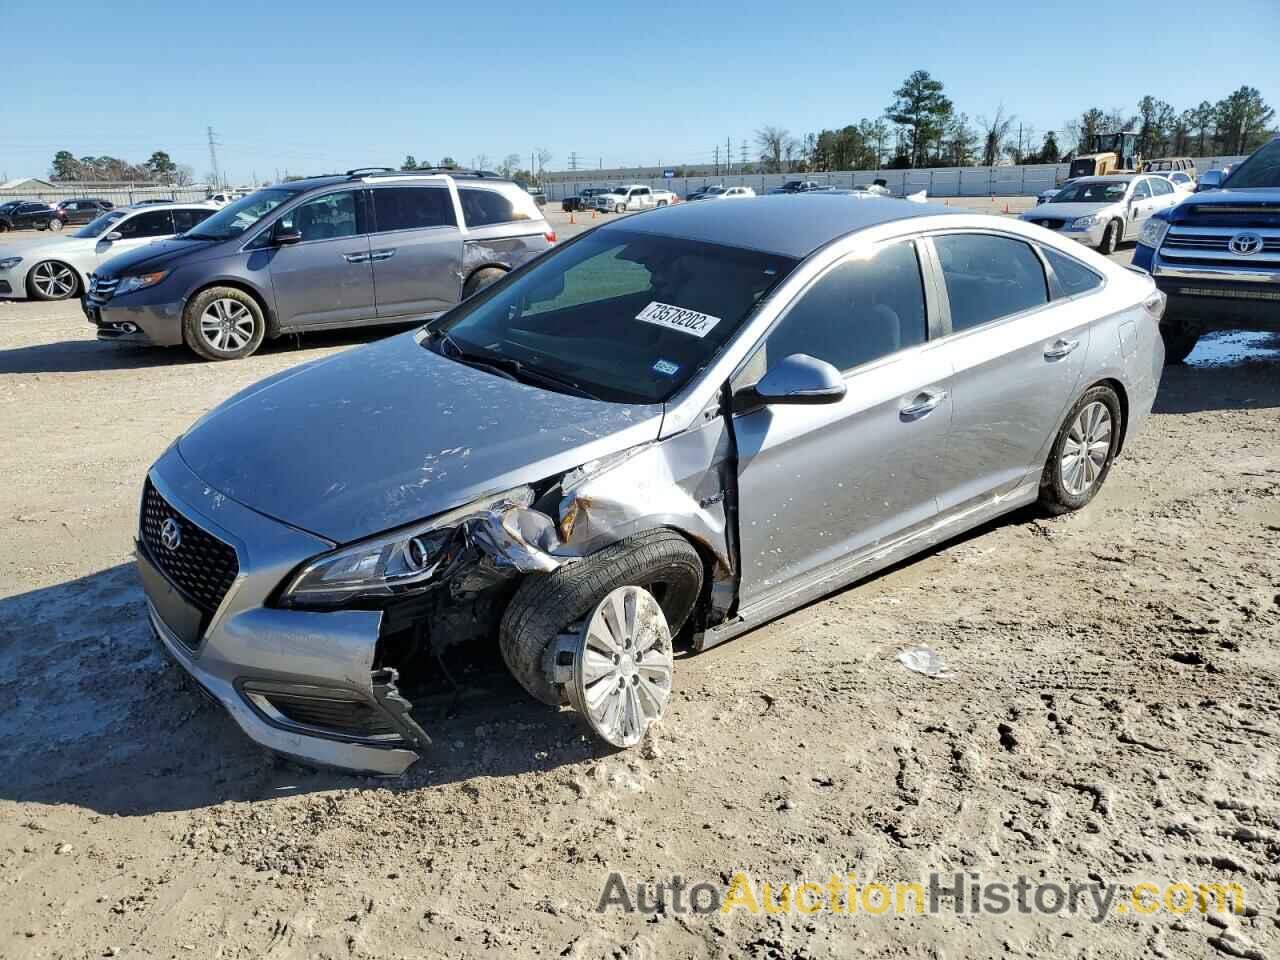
<box><xmin>462</xmin><ymin>267</ymin><xmax>506</xmax><ymax>299</ymax></box>
<box><xmin>1160</xmin><ymin>323</ymin><xmax>1200</xmax><ymax>364</ymax></box>
<box><xmin>499</xmin><ymin>529</ymin><xmax>704</xmax><ymax>705</ymax></box>
<box><xmin>614</xmin><ymin>202</ymin><xmax>625</xmax><ymax>214</ymax></box>
<box><xmin>1038</xmin><ymin>385</ymin><xmax>1123</xmax><ymax>516</ymax></box>
<box><xmin>182</xmin><ymin>286</ymin><xmax>266</xmax><ymax>361</ymax></box>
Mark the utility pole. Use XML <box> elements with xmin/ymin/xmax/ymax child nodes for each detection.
<box><xmin>713</xmin><ymin>145</ymin><xmax>719</xmax><ymax>177</ymax></box>
<box><xmin>568</xmin><ymin>151</ymin><xmax>580</xmax><ymax>171</ymax></box>
<box><xmin>726</xmin><ymin>137</ymin><xmax>732</xmax><ymax>175</ymax></box>
<box><xmin>740</xmin><ymin>141</ymin><xmax>748</xmax><ymax>168</ymax></box>
<box><xmin>206</xmin><ymin>126</ymin><xmax>221</xmax><ymax>188</ymax></box>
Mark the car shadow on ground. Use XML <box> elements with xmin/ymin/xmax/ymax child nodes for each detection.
<box><xmin>0</xmin><ymin>323</ymin><xmax>420</xmax><ymax>375</ymax></box>
<box><xmin>0</xmin><ymin>563</ymin><xmax>611</xmax><ymax>818</ymax></box>
<box><xmin>1154</xmin><ymin>331</ymin><xmax>1280</xmax><ymax>413</ymax></box>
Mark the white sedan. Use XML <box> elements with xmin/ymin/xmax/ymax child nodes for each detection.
<box><xmin>0</xmin><ymin>204</ymin><xmax>216</xmax><ymax>301</ymax></box>
<box><xmin>703</xmin><ymin>186</ymin><xmax>756</xmax><ymax>199</ymax></box>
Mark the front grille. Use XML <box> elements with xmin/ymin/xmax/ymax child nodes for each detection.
<box><xmin>0</xmin><ymin>280</ymin><xmax>10</xmax><ymax>294</ymax></box>
<box><xmin>260</xmin><ymin>691</ymin><xmax>401</xmax><ymax>739</ymax></box>
<box><xmin>1032</xmin><ymin>219</ymin><xmax>1065</xmax><ymax>230</ymax></box>
<box><xmin>1163</xmin><ymin>233</ymin><xmax>1280</xmax><ymax>252</ymax></box>
<box><xmin>141</xmin><ymin>479</ymin><xmax>239</xmax><ymax>618</ymax></box>
<box><xmin>87</xmin><ymin>274</ymin><xmax>119</xmax><ymax>304</ymax></box>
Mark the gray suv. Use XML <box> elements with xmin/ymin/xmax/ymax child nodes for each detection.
<box><xmin>82</xmin><ymin>168</ymin><xmax>556</xmax><ymax>360</ymax></box>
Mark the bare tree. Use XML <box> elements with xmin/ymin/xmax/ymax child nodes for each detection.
<box><xmin>755</xmin><ymin>126</ymin><xmax>790</xmax><ymax>173</ymax></box>
<box><xmin>535</xmin><ymin>147</ymin><xmax>553</xmax><ymax>177</ymax></box>
<box><xmin>500</xmin><ymin>153</ymin><xmax>521</xmax><ymax>177</ymax></box>
<box><xmin>979</xmin><ymin>105</ymin><xmax>1015</xmax><ymax>166</ymax></box>
<box><xmin>173</xmin><ymin>165</ymin><xmax>194</xmax><ymax>186</ymax></box>
<box><xmin>471</xmin><ymin>153</ymin><xmax>493</xmax><ymax>172</ymax></box>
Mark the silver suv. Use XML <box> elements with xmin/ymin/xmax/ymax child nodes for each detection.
<box><xmin>82</xmin><ymin>168</ymin><xmax>556</xmax><ymax>360</ymax></box>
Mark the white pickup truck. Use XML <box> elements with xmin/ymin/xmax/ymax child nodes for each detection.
<box><xmin>589</xmin><ymin>184</ymin><xmax>676</xmax><ymax>213</ymax></box>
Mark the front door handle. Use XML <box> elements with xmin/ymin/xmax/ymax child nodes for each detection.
<box><xmin>1044</xmin><ymin>338</ymin><xmax>1080</xmax><ymax>360</ymax></box>
<box><xmin>369</xmin><ymin>248</ymin><xmax>396</xmax><ymax>262</ymax></box>
<box><xmin>343</xmin><ymin>252</ymin><xmax>369</xmax><ymax>263</ymax></box>
<box><xmin>900</xmin><ymin>389</ymin><xmax>947</xmax><ymax>420</ymax></box>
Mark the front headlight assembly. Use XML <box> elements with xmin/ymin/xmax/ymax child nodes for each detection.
<box><xmin>280</xmin><ymin>485</ymin><xmax>535</xmax><ymax>609</ymax></box>
<box><xmin>0</xmin><ymin>256</ymin><xmax>22</xmax><ymax>270</ymax></box>
<box><xmin>1139</xmin><ymin>218</ymin><xmax>1171</xmax><ymax>249</ymax></box>
<box><xmin>115</xmin><ymin>270</ymin><xmax>170</xmax><ymax>295</ymax></box>
<box><xmin>1069</xmin><ymin>215</ymin><xmax>1101</xmax><ymax>230</ymax></box>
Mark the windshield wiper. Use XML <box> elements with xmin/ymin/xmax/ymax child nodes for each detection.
<box><xmin>429</xmin><ymin>332</ymin><xmax>600</xmax><ymax>400</ymax></box>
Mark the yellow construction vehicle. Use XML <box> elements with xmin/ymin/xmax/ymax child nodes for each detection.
<box><xmin>1068</xmin><ymin>132</ymin><xmax>1141</xmax><ymax>179</ymax></box>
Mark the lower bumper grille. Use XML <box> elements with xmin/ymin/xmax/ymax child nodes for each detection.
<box><xmin>1031</xmin><ymin>219</ymin><xmax>1065</xmax><ymax>230</ymax></box>
<box><xmin>140</xmin><ymin>479</ymin><xmax>239</xmax><ymax>619</ymax></box>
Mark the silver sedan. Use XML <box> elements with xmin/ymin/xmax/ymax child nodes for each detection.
<box><xmin>138</xmin><ymin>195</ymin><xmax>1165</xmax><ymax>773</ymax></box>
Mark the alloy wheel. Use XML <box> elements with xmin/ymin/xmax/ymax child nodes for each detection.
<box><xmin>31</xmin><ymin>262</ymin><xmax>77</xmax><ymax>299</ymax></box>
<box><xmin>199</xmin><ymin>298</ymin><xmax>256</xmax><ymax>352</ymax></box>
<box><xmin>1060</xmin><ymin>401</ymin><xmax>1112</xmax><ymax>496</ymax></box>
<box><xmin>560</xmin><ymin>585</ymin><xmax>673</xmax><ymax>748</ymax></box>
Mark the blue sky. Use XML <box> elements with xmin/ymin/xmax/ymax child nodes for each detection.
<box><xmin>4</xmin><ymin>0</ymin><xmax>1276</xmax><ymax>183</ymax></box>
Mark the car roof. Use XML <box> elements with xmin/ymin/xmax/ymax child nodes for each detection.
<box><xmin>611</xmin><ymin>193</ymin><xmax>955</xmax><ymax>258</ymax></box>
<box><xmin>1074</xmin><ymin>175</ymin><xmax>1135</xmax><ymax>183</ymax></box>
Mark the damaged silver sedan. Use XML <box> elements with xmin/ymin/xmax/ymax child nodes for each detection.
<box><xmin>138</xmin><ymin>195</ymin><xmax>1165</xmax><ymax>774</ymax></box>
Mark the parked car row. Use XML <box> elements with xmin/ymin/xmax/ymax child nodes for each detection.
<box><xmin>134</xmin><ymin>191</ymin><xmax>1167</xmax><ymax>771</ymax></box>
<box><xmin>1021</xmin><ymin>173</ymin><xmax>1183</xmax><ymax>254</ymax></box>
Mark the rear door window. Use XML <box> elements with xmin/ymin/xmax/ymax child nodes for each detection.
<box><xmin>934</xmin><ymin>234</ymin><xmax>1049</xmax><ymax>332</ymax></box>
<box><xmin>172</xmin><ymin>207</ymin><xmax>215</xmax><ymax>233</ymax></box>
<box><xmin>1151</xmin><ymin>177</ymin><xmax>1174</xmax><ymax>196</ymax></box>
<box><xmin>118</xmin><ymin>209</ymin><xmax>175</xmax><ymax>238</ymax></box>
<box><xmin>372</xmin><ymin>187</ymin><xmax>455</xmax><ymax>232</ymax></box>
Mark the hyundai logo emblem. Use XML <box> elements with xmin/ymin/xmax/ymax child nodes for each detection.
<box><xmin>1228</xmin><ymin>231</ymin><xmax>1263</xmax><ymax>256</ymax></box>
<box><xmin>160</xmin><ymin>517</ymin><xmax>182</xmax><ymax>551</ymax></box>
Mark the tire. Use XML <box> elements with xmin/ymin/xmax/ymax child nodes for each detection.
<box><xmin>0</xmin><ymin>222</ymin><xmax>9</xmax><ymax>233</ymax></box>
<box><xmin>1038</xmin><ymin>384</ymin><xmax>1123</xmax><ymax>516</ymax></box>
<box><xmin>1160</xmin><ymin>323</ymin><xmax>1200</xmax><ymax>364</ymax></box>
<box><xmin>499</xmin><ymin>529</ymin><xmax>704</xmax><ymax>705</ymax></box>
<box><xmin>1098</xmin><ymin>220</ymin><xmax>1119</xmax><ymax>255</ymax></box>
<box><xmin>47</xmin><ymin>218</ymin><xmax>64</xmax><ymax>232</ymax></box>
<box><xmin>657</xmin><ymin>200</ymin><xmax>668</xmax><ymax>207</ymax></box>
<box><xmin>26</xmin><ymin>260</ymin><xmax>80</xmax><ymax>300</ymax></box>
<box><xmin>614</xmin><ymin>202</ymin><xmax>625</xmax><ymax>214</ymax></box>
<box><xmin>462</xmin><ymin>267</ymin><xmax>506</xmax><ymax>299</ymax></box>
<box><xmin>182</xmin><ymin>287</ymin><xmax>266</xmax><ymax>361</ymax></box>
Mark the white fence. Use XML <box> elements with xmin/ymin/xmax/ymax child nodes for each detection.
<box><xmin>0</xmin><ymin>184</ymin><xmax>215</xmax><ymax>207</ymax></box>
<box><xmin>545</xmin><ymin>156</ymin><xmax>1246</xmax><ymax>201</ymax></box>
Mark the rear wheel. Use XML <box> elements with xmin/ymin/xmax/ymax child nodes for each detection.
<box><xmin>657</xmin><ymin>199</ymin><xmax>668</xmax><ymax>207</ymax></box>
<box><xmin>614</xmin><ymin>201</ymin><xmax>625</xmax><ymax>214</ymax></box>
<box><xmin>1038</xmin><ymin>385</ymin><xmax>1122</xmax><ymax>515</ymax></box>
<box><xmin>46</xmin><ymin>217</ymin><xmax>64</xmax><ymax>232</ymax></box>
<box><xmin>462</xmin><ymin>267</ymin><xmax>506</xmax><ymax>299</ymax></box>
<box><xmin>1160</xmin><ymin>322</ymin><xmax>1200</xmax><ymax>364</ymax></box>
<box><xmin>27</xmin><ymin>260</ymin><xmax>79</xmax><ymax>300</ymax></box>
<box><xmin>182</xmin><ymin>287</ymin><xmax>266</xmax><ymax>361</ymax></box>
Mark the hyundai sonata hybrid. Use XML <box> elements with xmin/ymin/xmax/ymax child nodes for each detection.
<box><xmin>137</xmin><ymin>195</ymin><xmax>1165</xmax><ymax>774</ymax></box>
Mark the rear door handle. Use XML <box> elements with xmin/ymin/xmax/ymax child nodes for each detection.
<box><xmin>1044</xmin><ymin>338</ymin><xmax>1080</xmax><ymax>360</ymax></box>
<box><xmin>369</xmin><ymin>248</ymin><xmax>396</xmax><ymax>262</ymax></box>
<box><xmin>343</xmin><ymin>252</ymin><xmax>369</xmax><ymax>263</ymax></box>
<box><xmin>900</xmin><ymin>389</ymin><xmax>947</xmax><ymax>420</ymax></box>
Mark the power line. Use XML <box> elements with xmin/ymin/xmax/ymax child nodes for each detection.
<box><xmin>567</xmin><ymin>151</ymin><xmax>580</xmax><ymax>171</ymax></box>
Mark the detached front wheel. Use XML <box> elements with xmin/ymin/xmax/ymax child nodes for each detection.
<box><xmin>499</xmin><ymin>529</ymin><xmax>703</xmax><ymax>727</ymax></box>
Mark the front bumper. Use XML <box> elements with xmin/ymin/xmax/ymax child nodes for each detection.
<box><xmin>138</xmin><ymin>446</ymin><xmax>426</xmax><ymax>775</ymax></box>
<box><xmin>82</xmin><ymin>294</ymin><xmax>186</xmax><ymax>346</ymax></box>
<box><xmin>1147</xmin><ymin>257</ymin><xmax>1280</xmax><ymax>332</ymax></box>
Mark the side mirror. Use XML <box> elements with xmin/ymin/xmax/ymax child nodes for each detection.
<box><xmin>105</xmin><ymin>231</ymin><xmax>123</xmax><ymax>241</ymax></box>
<box><xmin>737</xmin><ymin>354</ymin><xmax>846</xmax><ymax>409</ymax></box>
<box><xmin>1196</xmin><ymin>170</ymin><xmax>1224</xmax><ymax>192</ymax></box>
<box><xmin>273</xmin><ymin>224</ymin><xmax>303</xmax><ymax>245</ymax></box>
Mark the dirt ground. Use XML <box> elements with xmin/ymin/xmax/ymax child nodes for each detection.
<box><xmin>1</xmin><ymin>208</ymin><xmax>1278</xmax><ymax>960</ymax></box>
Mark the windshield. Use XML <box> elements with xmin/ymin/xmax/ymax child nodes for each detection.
<box><xmin>1223</xmin><ymin>139</ymin><xmax>1280</xmax><ymax>189</ymax></box>
<box><xmin>1051</xmin><ymin>181</ymin><xmax>1129</xmax><ymax>204</ymax></box>
<box><xmin>704</xmin><ymin>187</ymin><xmax>725</xmax><ymax>195</ymax></box>
<box><xmin>430</xmin><ymin>229</ymin><xmax>798</xmax><ymax>404</ymax></box>
<box><xmin>186</xmin><ymin>188</ymin><xmax>293</xmax><ymax>240</ymax></box>
<box><xmin>74</xmin><ymin>210</ymin><xmax>127</xmax><ymax>238</ymax></box>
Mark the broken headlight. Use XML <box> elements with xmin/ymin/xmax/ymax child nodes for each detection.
<box><xmin>280</xmin><ymin>485</ymin><xmax>534</xmax><ymax>609</ymax></box>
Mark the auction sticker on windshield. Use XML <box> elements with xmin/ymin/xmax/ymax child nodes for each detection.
<box><xmin>636</xmin><ymin>301</ymin><xmax>722</xmax><ymax>338</ymax></box>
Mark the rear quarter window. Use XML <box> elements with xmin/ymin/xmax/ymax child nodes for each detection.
<box><xmin>459</xmin><ymin>187</ymin><xmax>538</xmax><ymax>227</ymax></box>
<box><xmin>1042</xmin><ymin>247</ymin><xmax>1104</xmax><ymax>299</ymax></box>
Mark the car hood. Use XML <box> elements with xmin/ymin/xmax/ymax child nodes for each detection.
<box><xmin>1024</xmin><ymin>201</ymin><xmax>1117</xmax><ymax>220</ymax></box>
<box><xmin>177</xmin><ymin>330</ymin><xmax>664</xmax><ymax>544</ymax></box>
<box><xmin>0</xmin><ymin>234</ymin><xmax>89</xmax><ymax>259</ymax></box>
<box><xmin>1167</xmin><ymin>186</ymin><xmax>1280</xmax><ymax>222</ymax></box>
<box><xmin>97</xmin><ymin>237</ymin><xmax>219</xmax><ymax>278</ymax></box>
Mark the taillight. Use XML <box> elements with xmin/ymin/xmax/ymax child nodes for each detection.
<box><xmin>544</xmin><ymin>230</ymin><xmax>557</xmax><ymax>245</ymax></box>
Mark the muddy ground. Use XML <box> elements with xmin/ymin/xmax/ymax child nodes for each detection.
<box><xmin>1</xmin><ymin>214</ymin><xmax>1278</xmax><ymax>959</ymax></box>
